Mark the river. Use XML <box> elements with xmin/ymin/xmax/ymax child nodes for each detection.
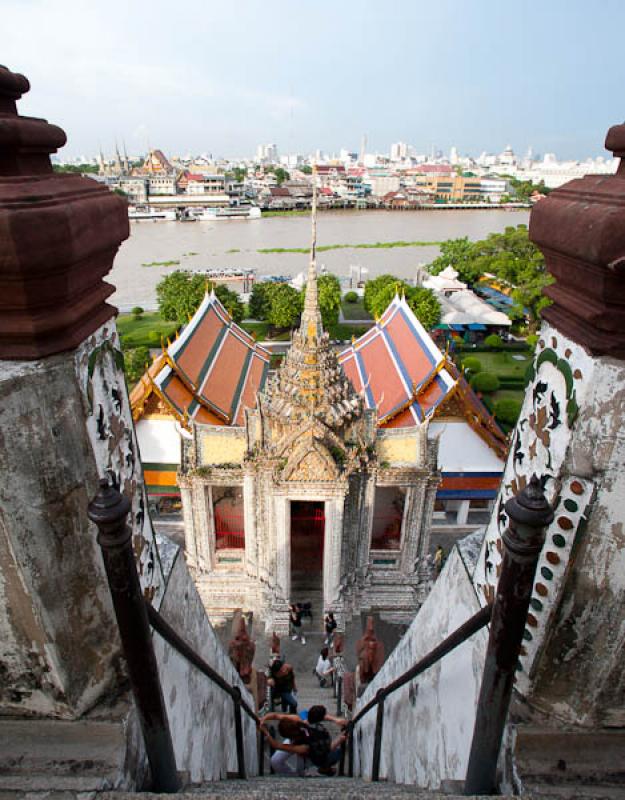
<box><xmin>110</xmin><ymin>208</ymin><xmax>530</xmax><ymax>311</ymax></box>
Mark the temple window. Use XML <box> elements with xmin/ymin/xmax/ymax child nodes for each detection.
<box><xmin>371</xmin><ymin>486</ymin><xmax>406</xmax><ymax>551</ymax></box>
<box><xmin>212</xmin><ymin>486</ymin><xmax>245</xmax><ymax>550</ymax></box>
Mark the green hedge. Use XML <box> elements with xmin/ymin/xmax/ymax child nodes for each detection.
<box><xmin>470</xmin><ymin>372</ymin><xmax>501</xmax><ymax>393</ymax></box>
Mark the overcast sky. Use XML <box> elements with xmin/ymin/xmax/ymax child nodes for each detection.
<box><xmin>2</xmin><ymin>0</ymin><xmax>622</xmax><ymax>160</ymax></box>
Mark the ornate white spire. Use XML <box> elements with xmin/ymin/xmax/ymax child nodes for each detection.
<box><xmin>300</xmin><ymin>165</ymin><xmax>323</xmax><ymax>340</ymax></box>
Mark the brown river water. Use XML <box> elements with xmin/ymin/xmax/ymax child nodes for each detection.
<box><xmin>110</xmin><ymin>208</ymin><xmax>530</xmax><ymax>311</ymax></box>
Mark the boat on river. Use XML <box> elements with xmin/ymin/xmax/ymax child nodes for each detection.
<box><xmin>191</xmin><ymin>206</ymin><xmax>261</xmax><ymax>221</ymax></box>
<box><xmin>128</xmin><ymin>206</ymin><xmax>177</xmax><ymax>221</ymax></box>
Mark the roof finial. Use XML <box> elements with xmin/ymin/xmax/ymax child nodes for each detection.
<box><xmin>300</xmin><ymin>162</ymin><xmax>323</xmax><ymax>341</ymax></box>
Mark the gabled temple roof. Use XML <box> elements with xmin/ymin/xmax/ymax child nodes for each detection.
<box><xmin>130</xmin><ymin>291</ymin><xmax>270</xmax><ymax>426</ymax></box>
<box><xmin>338</xmin><ymin>294</ymin><xmax>456</xmax><ymax>426</ymax></box>
<box><xmin>338</xmin><ymin>295</ymin><xmax>508</xmax><ymax>458</ymax></box>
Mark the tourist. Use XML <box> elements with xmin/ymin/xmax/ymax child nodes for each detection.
<box><xmin>290</xmin><ymin>602</ymin><xmax>306</xmax><ymax>645</ymax></box>
<box><xmin>259</xmin><ymin>707</ymin><xmax>347</xmax><ymax>776</ymax></box>
<box><xmin>314</xmin><ymin>647</ymin><xmax>334</xmax><ymax>688</ymax></box>
<box><xmin>324</xmin><ymin>611</ymin><xmax>337</xmax><ymax>645</ymax></box>
<box><xmin>268</xmin><ymin>659</ymin><xmax>298</xmax><ymax>713</ymax></box>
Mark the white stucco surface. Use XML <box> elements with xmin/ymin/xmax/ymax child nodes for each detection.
<box><xmin>136</xmin><ymin>418</ymin><xmax>181</xmax><ymax>465</ymax></box>
<box><xmin>354</xmin><ymin>546</ymin><xmax>488</xmax><ymax>788</ymax></box>
<box><xmin>429</xmin><ymin>421</ymin><xmax>504</xmax><ymax>473</ymax></box>
<box><xmin>153</xmin><ymin>552</ymin><xmax>258</xmax><ymax>782</ymax></box>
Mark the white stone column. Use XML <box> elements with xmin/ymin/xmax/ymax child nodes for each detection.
<box><xmin>243</xmin><ymin>472</ymin><xmax>257</xmax><ymax>576</ymax></box>
<box><xmin>194</xmin><ymin>483</ymin><xmax>214</xmax><ymax>572</ymax></box>
<box><xmin>180</xmin><ymin>483</ymin><xmax>198</xmax><ymax>571</ymax></box>
<box><xmin>399</xmin><ymin>483</ymin><xmax>424</xmax><ymax>574</ymax></box>
<box><xmin>323</xmin><ymin>497</ymin><xmax>344</xmax><ymax>610</ymax></box>
<box><xmin>456</xmin><ymin>499</ymin><xmax>470</xmax><ymax>526</ymax></box>
<box><xmin>274</xmin><ymin>495</ymin><xmax>290</xmax><ymax>603</ymax></box>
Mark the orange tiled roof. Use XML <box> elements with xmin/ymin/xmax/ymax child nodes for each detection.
<box><xmin>131</xmin><ymin>292</ymin><xmax>270</xmax><ymax>427</ymax></box>
<box><xmin>338</xmin><ymin>294</ymin><xmax>455</xmax><ymax>425</ymax></box>
<box><xmin>338</xmin><ymin>295</ymin><xmax>507</xmax><ymax>456</ymax></box>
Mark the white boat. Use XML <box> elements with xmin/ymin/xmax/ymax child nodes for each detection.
<box><xmin>192</xmin><ymin>206</ymin><xmax>261</xmax><ymax>221</ymax></box>
<box><xmin>128</xmin><ymin>206</ymin><xmax>177</xmax><ymax>221</ymax></box>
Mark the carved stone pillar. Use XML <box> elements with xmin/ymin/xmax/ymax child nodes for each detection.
<box><xmin>323</xmin><ymin>496</ymin><xmax>345</xmax><ymax>610</ymax></box>
<box><xmin>243</xmin><ymin>471</ymin><xmax>257</xmax><ymax>576</ymax></box>
<box><xmin>179</xmin><ymin>481</ymin><xmax>198</xmax><ymax>571</ymax></box>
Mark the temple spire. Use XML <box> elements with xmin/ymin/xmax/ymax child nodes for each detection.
<box><xmin>300</xmin><ymin>164</ymin><xmax>323</xmax><ymax>341</ymax></box>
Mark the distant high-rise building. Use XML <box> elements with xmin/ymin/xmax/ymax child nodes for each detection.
<box><xmin>449</xmin><ymin>146</ymin><xmax>459</xmax><ymax>165</ymax></box>
<box><xmin>256</xmin><ymin>143</ymin><xmax>278</xmax><ymax>164</ymax></box>
<box><xmin>390</xmin><ymin>141</ymin><xmax>408</xmax><ymax>161</ymax></box>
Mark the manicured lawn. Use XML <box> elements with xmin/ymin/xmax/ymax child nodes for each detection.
<box><xmin>341</xmin><ymin>298</ymin><xmax>372</xmax><ymax>321</ymax></box>
<box><xmin>240</xmin><ymin>321</ymin><xmax>292</xmax><ymax>341</ymax></box>
<box><xmin>460</xmin><ymin>350</ymin><xmax>530</xmax><ymax>379</ymax></box>
<box><xmin>117</xmin><ymin>312</ymin><xmax>179</xmax><ymax>348</ymax></box>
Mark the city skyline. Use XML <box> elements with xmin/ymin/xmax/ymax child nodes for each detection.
<box><xmin>2</xmin><ymin>0</ymin><xmax>622</xmax><ymax>160</ymax></box>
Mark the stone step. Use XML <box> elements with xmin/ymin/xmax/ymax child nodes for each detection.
<box><xmin>96</xmin><ymin>776</ymin><xmax>577</xmax><ymax>799</ymax></box>
<box><xmin>0</xmin><ymin>718</ymin><xmax>133</xmax><ymax>792</ymax></box>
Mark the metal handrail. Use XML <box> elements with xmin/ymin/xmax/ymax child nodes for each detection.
<box><xmin>147</xmin><ymin>603</ymin><xmax>258</xmax><ymax>722</ymax></box>
<box><xmin>146</xmin><ymin>603</ymin><xmax>261</xmax><ymax>779</ymax></box>
<box><xmin>346</xmin><ymin>603</ymin><xmax>493</xmax><ymax>780</ymax></box>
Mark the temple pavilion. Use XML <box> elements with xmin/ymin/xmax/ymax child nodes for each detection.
<box><xmin>131</xmin><ymin>192</ymin><xmax>507</xmax><ymax>630</ymax></box>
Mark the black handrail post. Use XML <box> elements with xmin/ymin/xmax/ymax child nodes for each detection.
<box><xmin>88</xmin><ymin>479</ymin><xmax>180</xmax><ymax>793</ymax></box>
<box><xmin>371</xmin><ymin>689</ymin><xmax>385</xmax><ymax>782</ymax></box>
<box><xmin>232</xmin><ymin>686</ymin><xmax>246</xmax><ymax>779</ymax></box>
<box><xmin>348</xmin><ymin>723</ymin><xmax>355</xmax><ymax>777</ymax></box>
<box><xmin>464</xmin><ymin>476</ymin><xmax>553</xmax><ymax>796</ymax></box>
<box><xmin>258</xmin><ymin>726</ymin><xmax>265</xmax><ymax>777</ymax></box>
<box><xmin>336</xmin><ymin>675</ymin><xmax>342</xmax><ymax>717</ymax></box>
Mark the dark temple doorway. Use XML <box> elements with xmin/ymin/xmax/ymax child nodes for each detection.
<box><xmin>290</xmin><ymin>500</ymin><xmax>325</xmax><ymax>616</ymax></box>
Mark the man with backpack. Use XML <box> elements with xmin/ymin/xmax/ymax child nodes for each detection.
<box><xmin>259</xmin><ymin>705</ymin><xmax>347</xmax><ymax>776</ymax></box>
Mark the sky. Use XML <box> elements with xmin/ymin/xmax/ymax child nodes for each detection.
<box><xmin>2</xmin><ymin>0</ymin><xmax>623</xmax><ymax>161</ymax></box>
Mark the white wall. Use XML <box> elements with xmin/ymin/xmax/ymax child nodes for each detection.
<box><xmin>153</xmin><ymin>551</ymin><xmax>258</xmax><ymax>782</ymax></box>
<box><xmin>430</xmin><ymin>421</ymin><xmax>504</xmax><ymax>473</ymax></box>
<box><xmin>136</xmin><ymin>418</ymin><xmax>181</xmax><ymax>465</ymax></box>
<box><xmin>354</xmin><ymin>546</ymin><xmax>488</xmax><ymax>788</ymax></box>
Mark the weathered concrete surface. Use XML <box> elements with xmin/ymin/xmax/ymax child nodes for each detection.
<box><xmin>154</xmin><ymin>550</ymin><xmax>258</xmax><ymax>783</ymax></box>
<box><xmin>99</xmin><ymin>777</ymin><xmax>565</xmax><ymax>799</ymax></box>
<box><xmin>354</xmin><ymin>545</ymin><xmax>488</xmax><ymax>788</ymax></box>
<box><xmin>0</xmin><ymin>354</ymin><xmax>122</xmax><ymax>717</ymax></box>
<box><xmin>0</xmin><ymin>718</ymin><xmax>139</xmax><ymax>791</ymax></box>
<box><xmin>473</xmin><ymin>324</ymin><xmax>625</xmax><ymax>728</ymax></box>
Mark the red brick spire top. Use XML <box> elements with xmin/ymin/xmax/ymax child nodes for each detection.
<box><xmin>0</xmin><ymin>65</ymin><xmax>129</xmax><ymax>359</ymax></box>
<box><xmin>529</xmin><ymin>122</ymin><xmax>625</xmax><ymax>359</ymax></box>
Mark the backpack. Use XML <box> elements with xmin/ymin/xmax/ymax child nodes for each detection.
<box><xmin>306</xmin><ymin>723</ymin><xmax>332</xmax><ymax>768</ymax></box>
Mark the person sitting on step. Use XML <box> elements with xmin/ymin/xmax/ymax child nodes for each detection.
<box><xmin>260</xmin><ymin>707</ymin><xmax>347</xmax><ymax>776</ymax></box>
<box><xmin>314</xmin><ymin>647</ymin><xmax>335</xmax><ymax>688</ymax></box>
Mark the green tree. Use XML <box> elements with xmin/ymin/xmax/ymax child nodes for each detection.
<box><xmin>302</xmin><ymin>274</ymin><xmax>341</xmax><ymax>328</ymax></box>
<box><xmin>131</xmin><ymin>306</ymin><xmax>144</xmax><ymax>319</ymax></box>
<box><xmin>248</xmin><ymin>282</ymin><xmax>273</xmax><ymax>320</ymax></box>
<box><xmin>267</xmin><ymin>284</ymin><xmax>302</xmax><ymax>329</ymax></box>
<box><xmin>272</xmin><ymin>167</ymin><xmax>290</xmax><ymax>185</ymax></box>
<box><xmin>364</xmin><ymin>275</ymin><xmax>440</xmax><ymax>329</ymax></box>
<box><xmin>406</xmin><ymin>286</ymin><xmax>441</xmax><ymax>330</ymax></box>
<box><xmin>157</xmin><ymin>271</ymin><xmax>206</xmax><ymax>323</ymax></box>
<box><xmin>123</xmin><ymin>346</ymin><xmax>149</xmax><ymax>386</ymax></box>
<box><xmin>156</xmin><ymin>271</ymin><xmax>244</xmax><ymax>325</ymax></box>
<box><xmin>344</xmin><ymin>291</ymin><xmax>358</xmax><ymax>303</ymax></box>
<box><xmin>53</xmin><ymin>163</ymin><xmax>99</xmax><ymax>174</ymax></box>
<box><xmin>300</xmin><ymin>165</ymin><xmax>312</xmax><ymax>175</ymax></box>
<box><xmin>214</xmin><ymin>285</ymin><xmax>244</xmax><ymax>323</ymax></box>
<box><xmin>364</xmin><ymin>274</ymin><xmax>400</xmax><ymax>314</ymax></box>
<box><xmin>230</xmin><ymin>166</ymin><xmax>247</xmax><ymax>183</ymax></box>
<box><xmin>429</xmin><ymin>237</ymin><xmax>481</xmax><ymax>284</ymax></box>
